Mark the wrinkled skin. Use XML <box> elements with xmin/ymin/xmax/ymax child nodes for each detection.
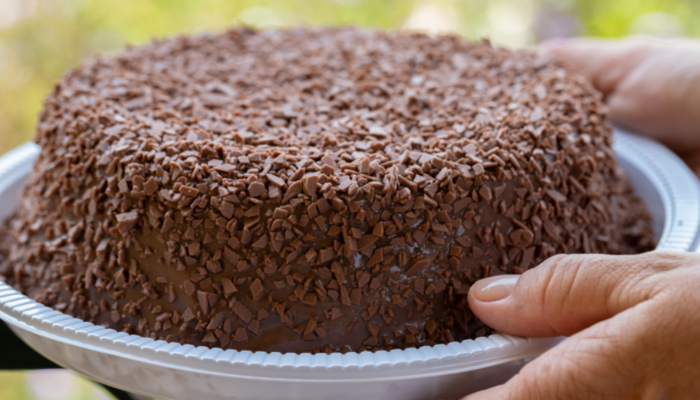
<box><xmin>466</xmin><ymin>251</ymin><xmax>700</xmax><ymax>399</ymax></box>
<box><xmin>464</xmin><ymin>38</ymin><xmax>700</xmax><ymax>400</ymax></box>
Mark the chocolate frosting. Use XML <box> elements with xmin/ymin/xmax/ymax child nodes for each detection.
<box><xmin>0</xmin><ymin>28</ymin><xmax>654</xmax><ymax>354</ymax></box>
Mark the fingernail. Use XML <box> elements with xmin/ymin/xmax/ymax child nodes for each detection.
<box><xmin>539</xmin><ymin>37</ymin><xmax>568</xmax><ymax>47</ymax></box>
<box><xmin>470</xmin><ymin>275</ymin><xmax>520</xmax><ymax>302</ymax></box>
<box><xmin>537</xmin><ymin>38</ymin><xmax>569</xmax><ymax>55</ymax></box>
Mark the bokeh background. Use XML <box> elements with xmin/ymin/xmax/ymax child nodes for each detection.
<box><xmin>0</xmin><ymin>370</ymin><xmax>115</xmax><ymax>400</ymax></box>
<box><xmin>0</xmin><ymin>0</ymin><xmax>699</xmax><ymax>398</ymax></box>
<box><xmin>1</xmin><ymin>0</ymin><xmax>700</xmax><ymax>157</ymax></box>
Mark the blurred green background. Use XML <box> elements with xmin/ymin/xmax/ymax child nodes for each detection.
<box><xmin>1</xmin><ymin>0</ymin><xmax>699</xmax><ymax>157</ymax></box>
<box><xmin>0</xmin><ymin>370</ymin><xmax>115</xmax><ymax>400</ymax></box>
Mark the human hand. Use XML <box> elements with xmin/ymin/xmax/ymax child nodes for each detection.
<box><xmin>539</xmin><ymin>38</ymin><xmax>700</xmax><ymax>173</ymax></box>
<box><xmin>462</xmin><ymin>251</ymin><xmax>700</xmax><ymax>399</ymax></box>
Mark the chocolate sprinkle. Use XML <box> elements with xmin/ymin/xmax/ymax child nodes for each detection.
<box><xmin>0</xmin><ymin>27</ymin><xmax>653</xmax><ymax>354</ymax></box>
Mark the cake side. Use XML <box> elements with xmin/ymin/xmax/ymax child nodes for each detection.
<box><xmin>0</xmin><ymin>28</ymin><xmax>654</xmax><ymax>353</ymax></box>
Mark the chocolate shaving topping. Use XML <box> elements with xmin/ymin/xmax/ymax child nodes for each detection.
<box><xmin>115</xmin><ymin>211</ymin><xmax>138</xmax><ymax>235</ymax></box>
<box><xmin>0</xmin><ymin>27</ymin><xmax>654</xmax><ymax>354</ymax></box>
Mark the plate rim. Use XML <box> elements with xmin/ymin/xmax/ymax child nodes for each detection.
<box><xmin>0</xmin><ymin>128</ymin><xmax>698</xmax><ymax>380</ymax></box>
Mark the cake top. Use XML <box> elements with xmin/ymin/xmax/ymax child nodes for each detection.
<box><xmin>36</xmin><ymin>26</ymin><xmax>615</xmax><ymax>246</ymax></box>
<box><xmin>4</xmin><ymin>27</ymin><xmax>653</xmax><ymax>353</ymax></box>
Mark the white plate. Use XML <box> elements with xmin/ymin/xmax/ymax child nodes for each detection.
<box><xmin>0</xmin><ymin>129</ymin><xmax>699</xmax><ymax>400</ymax></box>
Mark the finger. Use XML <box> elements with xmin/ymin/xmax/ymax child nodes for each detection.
<box><xmin>463</xmin><ymin>309</ymin><xmax>649</xmax><ymax>400</ymax></box>
<box><xmin>467</xmin><ymin>250</ymin><xmax>695</xmax><ymax>337</ymax></box>
<box><xmin>539</xmin><ymin>38</ymin><xmax>700</xmax><ymax>152</ymax></box>
<box><xmin>603</xmin><ymin>40</ymin><xmax>700</xmax><ymax>151</ymax></box>
<box><xmin>538</xmin><ymin>37</ymin><xmax>656</xmax><ymax>96</ymax></box>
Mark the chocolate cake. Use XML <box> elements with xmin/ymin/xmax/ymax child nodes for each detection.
<box><xmin>0</xmin><ymin>28</ymin><xmax>654</xmax><ymax>353</ymax></box>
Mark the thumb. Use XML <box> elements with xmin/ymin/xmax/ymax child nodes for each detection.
<box><xmin>538</xmin><ymin>37</ymin><xmax>656</xmax><ymax>97</ymax></box>
<box><xmin>467</xmin><ymin>251</ymin><xmax>688</xmax><ymax>337</ymax></box>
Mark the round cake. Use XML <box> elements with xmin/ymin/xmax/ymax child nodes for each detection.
<box><xmin>0</xmin><ymin>28</ymin><xmax>654</xmax><ymax>353</ymax></box>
